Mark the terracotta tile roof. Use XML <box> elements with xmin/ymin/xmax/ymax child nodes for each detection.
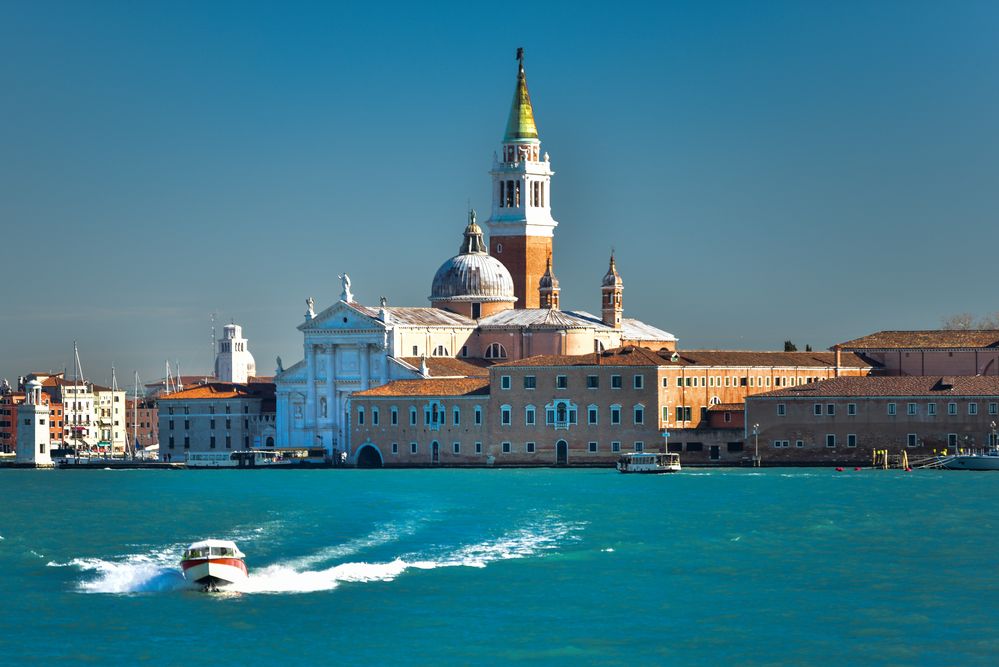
<box><xmin>667</xmin><ymin>350</ymin><xmax>871</xmax><ymax>369</ymax></box>
<box><xmin>493</xmin><ymin>345</ymin><xmax>667</xmax><ymax>368</ymax></box>
<box><xmin>837</xmin><ymin>330</ymin><xmax>999</xmax><ymax>350</ymax></box>
<box><xmin>751</xmin><ymin>375</ymin><xmax>999</xmax><ymax>399</ymax></box>
<box><xmin>352</xmin><ymin>377</ymin><xmax>490</xmax><ymax>398</ymax></box>
<box><xmin>707</xmin><ymin>403</ymin><xmax>744</xmax><ymax>412</ymax></box>
<box><xmin>399</xmin><ymin>357</ymin><xmax>493</xmax><ymax>377</ymax></box>
<box><xmin>158</xmin><ymin>382</ymin><xmax>275</xmax><ymax>401</ymax></box>
<box><xmin>495</xmin><ymin>347</ymin><xmax>871</xmax><ymax>370</ymax></box>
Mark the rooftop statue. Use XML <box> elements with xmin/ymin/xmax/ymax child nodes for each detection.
<box><xmin>338</xmin><ymin>273</ymin><xmax>353</xmax><ymax>303</ymax></box>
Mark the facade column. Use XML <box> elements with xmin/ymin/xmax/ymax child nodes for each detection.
<box><xmin>305</xmin><ymin>342</ymin><xmax>317</xmax><ymax>428</ymax></box>
<box><xmin>360</xmin><ymin>343</ymin><xmax>370</xmax><ymax>391</ymax></box>
<box><xmin>325</xmin><ymin>345</ymin><xmax>336</xmax><ymax>422</ymax></box>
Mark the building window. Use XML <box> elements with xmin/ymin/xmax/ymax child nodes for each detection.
<box><xmin>210</xmin><ymin>418</ymin><xmax>216</xmax><ymax>429</ymax></box>
<box><xmin>814</xmin><ymin>404</ymin><xmax>822</xmax><ymax>416</ymax></box>
<box><xmin>633</xmin><ymin>375</ymin><xmax>644</xmax><ymax>389</ymax></box>
<box><xmin>948</xmin><ymin>402</ymin><xmax>957</xmax><ymax>416</ymax></box>
<box><xmin>184</xmin><ymin>436</ymin><xmax>190</xmax><ymax>449</ymax></box>
<box><xmin>905</xmin><ymin>403</ymin><xmax>916</xmax><ymax>416</ymax></box>
<box><xmin>675</xmin><ymin>406</ymin><xmax>692</xmax><ymax>422</ymax></box>
<box><xmin>948</xmin><ymin>433</ymin><xmax>958</xmax><ymax>448</ymax></box>
<box><xmin>634</xmin><ymin>441</ymin><xmax>644</xmax><ymax>452</ymax></box>
<box><xmin>990</xmin><ymin>402</ymin><xmax>998</xmax><ymax>416</ymax></box>
<box><xmin>474</xmin><ymin>406</ymin><xmax>482</xmax><ymax>425</ymax></box>
<box><xmin>826</xmin><ymin>404</ymin><xmax>835</xmax><ymax>416</ymax></box>
<box><xmin>357</xmin><ymin>407</ymin><xmax>365</xmax><ymax>425</ymax></box>
<box><xmin>453</xmin><ymin>407</ymin><xmax>460</xmax><ymax>426</ymax></box>
<box><xmin>887</xmin><ymin>403</ymin><xmax>896</xmax><ymax>416</ymax></box>
<box><xmin>432</xmin><ymin>345</ymin><xmax>449</xmax><ymax>357</ymax></box>
<box><xmin>501</xmin><ymin>376</ymin><xmax>511</xmax><ymax>390</ymax></box>
<box><xmin>475</xmin><ymin>442</ymin><xmax>482</xmax><ymax>454</ymax></box>
<box><xmin>612</xmin><ymin>375</ymin><xmax>622</xmax><ymax>389</ymax></box>
<box><xmin>502</xmin><ymin>441</ymin><xmax>511</xmax><ymax>453</ymax></box>
<box><xmin>412</xmin><ymin>345</ymin><xmax>419</xmax><ymax>356</ymax></box>
<box><xmin>907</xmin><ymin>433</ymin><xmax>918</xmax><ymax>447</ymax></box>
<box><xmin>524</xmin><ymin>375</ymin><xmax>536</xmax><ymax>390</ymax></box>
<box><xmin>525</xmin><ymin>405</ymin><xmax>536</xmax><ymax>426</ymax></box>
<box><xmin>848</xmin><ymin>403</ymin><xmax>857</xmax><ymax>416</ymax></box>
<box><xmin>453</xmin><ymin>442</ymin><xmax>460</xmax><ymax>454</ymax></box>
<box><xmin>411</xmin><ymin>442</ymin><xmax>418</xmax><ymax>454</ymax></box>
<box><xmin>777</xmin><ymin>404</ymin><xmax>786</xmax><ymax>416</ymax></box>
<box><xmin>391</xmin><ymin>407</ymin><xmax>398</xmax><ymax>425</ymax></box>
<box><xmin>969</xmin><ymin>402</ymin><xmax>979</xmax><ymax>415</ymax></box>
<box><xmin>556</xmin><ymin>375</ymin><xmax>568</xmax><ymax>389</ymax></box>
<box><xmin>526</xmin><ymin>441</ymin><xmax>535</xmax><ymax>453</ymax></box>
<box><xmin>847</xmin><ymin>434</ymin><xmax>857</xmax><ymax>448</ymax></box>
<box><xmin>501</xmin><ymin>405</ymin><xmax>512</xmax><ymax>426</ymax></box>
<box><xmin>391</xmin><ymin>443</ymin><xmax>398</xmax><ymax>454</ymax></box>
<box><xmin>588</xmin><ymin>441</ymin><xmax>598</xmax><ymax>453</ymax></box>
<box><xmin>485</xmin><ymin>343</ymin><xmax>508</xmax><ymax>359</ymax></box>
<box><xmin>372</xmin><ymin>408</ymin><xmax>380</xmax><ymax>425</ymax></box>
<box><xmin>168</xmin><ymin>436</ymin><xmax>175</xmax><ymax>449</ymax></box>
<box><xmin>184</xmin><ymin>420</ymin><xmax>190</xmax><ymax>430</ymax></box>
<box><xmin>210</xmin><ymin>436</ymin><xmax>216</xmax><ymax>449</ymax></box>
<box><xmin>610</xmin><ymin>405</ymin><xmax>621</xmax><ymax>425</ymax></box>
<box><xmin>587</xmin><ymin>375</ymin><xmax>599</xmax><ymax>389</ymax></box>
<box><xmin>168</xmin><ymin>420</ymin><xmax>174</xmax><ymax>431</ymax></box>
<box><xmin>928</xmin><ymin>403</ymin><xmax>937</xmax><ymax>416</ymax></box>
<box><xmin>611</xmin><ymin>441</ymin><xmax>621</xmax><ymax>452</ymax></box>
<box><xmin>826</xmin><ymin>434</ymin><xmax>836</xmax><ymax>448</ymax></box>
<box><xmin>633</xmin><ymin>405</ymin><xmax>645</xmax><ymax>425</ymax></box>
<box><xmin>587</xmin><ymin>405</ymin><xmax>598</xmax><ymax>425</ymax></box>
<box><xmin>795</xmin><ymin>440</ymin><xmax>804</xmax><ymax>448</ymax></box>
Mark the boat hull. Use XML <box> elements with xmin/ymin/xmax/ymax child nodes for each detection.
<box><xmin>938</xmin><ymin>455</ymin><xmax>999</xmax><ymax>471</ymax></box>
<box><xmin>617</xmin><ymin>466</ymin><xmax>681</xmax><ymax>474</ymax></box>
<box><xmin>181</xmin><ymin>558</ymin><xmax>248</xmax><ymax>587</ymax></box>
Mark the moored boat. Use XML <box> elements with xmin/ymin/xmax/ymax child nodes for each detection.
<box><xmin>181</xmin><ymin>539</ymin><xmax>247</xmax><ymax>590</ymax></box>
<box><xmin>186</xmin><ymin>450</ymin><xmax>294</xmax><ymax>468</ymax></box>
<box><xmin>938</xmin><ymin>450</ymin><xmax>999</xmax><ymax>470</ymax></box>
<box><xmin>616</xmin><ymin>452</ymin><xmax>681</xmax><ymax>474</ymax></box>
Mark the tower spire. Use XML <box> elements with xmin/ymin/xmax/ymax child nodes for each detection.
<box><xmin>486</xmin><ymin>49</ymin><xmax>558</xmax><ymax>310</ymax></box>
<box><xmin>601</xmin><ymin>251</ymin><xmax>623</xmax><ymax>328</ymax></box>
<box><xmin>539</xmin><ymin>253</ymin><xmax>560</xmax><ymax>310</ymax></box>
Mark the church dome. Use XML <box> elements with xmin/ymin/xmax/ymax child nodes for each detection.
<box><xmin>430</xmin><ymin>213</ymin><xmax>517</xmax><ymax>304</ymax></box>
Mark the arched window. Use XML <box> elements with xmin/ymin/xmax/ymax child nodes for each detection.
<box><xmin>485</xmin><ymin>343</ymin><xmax>508</xmax><ymax>359</ymax></box>
<box><xmin>432</xmin><ymin>345</ymin><xmax>449</xmax><ymax>357</ymax></box>
<box><xmin>709</xmin><ymin>396</ymin><xmax>721</xmax><ymax>406</ymax></box>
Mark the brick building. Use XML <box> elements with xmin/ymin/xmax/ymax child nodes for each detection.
<box><xmin>745</xmin><ymin>376</ymin><xmax>999</xmax><ymax>464</ymax></box>
<box><xmin>157</xmin><ymin>382</ymin><xmax>276</xmax><ymax>462</ymax></box>
<box><xmin>348</xmin><ymin>346</ymin><xmax>874</xmax><ymax>467</ymax></box>
<box><xmin>125</xmin><ymin>398</ymin><xmax>158</xmax><ymax>454</ymax></box>
<box><xmin>837</xmin><ymin>329</ymin><xmax>999</xmax><ymax>376</ymax></box>
<box><xmin>0</xmin><ymin>390</ymin><xmax>63</xmax><ymax>454</ymax></box>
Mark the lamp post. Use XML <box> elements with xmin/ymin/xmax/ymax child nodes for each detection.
<box><xmin>991</xmin><ymin>421</ymin><xmax>996</xmax><ymax>451</ymax></box>
<box><xmin>752</xmin><ymin>423</ymin><xmax>760</xmax><ymax>467</ymax></box>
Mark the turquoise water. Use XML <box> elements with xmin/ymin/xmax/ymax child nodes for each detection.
<box><xmin>2</xmin><ymin>468</ymin><xmax>998</xmax><ymax>665</ymax></box>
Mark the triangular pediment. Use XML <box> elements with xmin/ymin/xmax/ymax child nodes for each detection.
<box><xmin>298</xmin><ymin>300</ymin><xmax>387</xmax><ymax>332</ymax></box>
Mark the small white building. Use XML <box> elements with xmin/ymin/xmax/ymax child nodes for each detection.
<box><xmin>215</xmin><ymin>323</ymin><xmax>257</xmax><ymax>384</ymax></box>
<box><xmin>16</xmin><ymin>379</ymin><xmax>53</xmax><ymax>466</ymax></box>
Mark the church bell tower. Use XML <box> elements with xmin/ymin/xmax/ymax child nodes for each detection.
<box><xmin>485</xmin><ymin>49</ymin><xmax>558</xmax><ymax>309</ymax></box>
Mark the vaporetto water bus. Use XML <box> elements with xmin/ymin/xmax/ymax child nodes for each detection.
<box><xmin>186</xmin><ymin>450</ymin><xmax>293</xmax><ymax>468</ymax></box>
<box><xmin>616</xmin><ymin>452</ymin><xmax>681</xmax><ymax>474</ymax></box>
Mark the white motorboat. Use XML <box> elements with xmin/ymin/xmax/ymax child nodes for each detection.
<box><xmin>181</xmin><ymin>539</ymin><xmax>248</xmax><ymax>590</ymax></box>
<box><xmin>938</xmin><ymin>450</ymin><xmax>999</xmax><ymax>471</ymax></box>
<box><xmin>616</xmin><ymin>452</ymin><xmax>681</xmax><ymax>474</ymax></box>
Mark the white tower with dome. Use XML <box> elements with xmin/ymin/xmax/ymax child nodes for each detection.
<box><xmin>16</xmin><ymin>379</ymin><xmax>52</xmax><ymax>466</ymax></box>
<box><xmin>215</xmin><ymin>323</ymin><xmax>257</xmax><ymax>384</ymax></box>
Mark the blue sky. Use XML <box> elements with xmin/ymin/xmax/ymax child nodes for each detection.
<box><xmin>2</xmin><ymin>1</ymin><xmax>999</xmax><ymax>386</ymax></box>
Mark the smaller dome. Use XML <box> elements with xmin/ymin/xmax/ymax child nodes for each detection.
<box><xmin>430</xmin><ymin>212</ymin><xmax>517</xmax><ymax>304</ymax></box>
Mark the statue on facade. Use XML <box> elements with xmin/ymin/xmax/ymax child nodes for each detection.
<box><xmin>276</xmin><ymin>356</ymin><xmax>284</xmax><ymax>373</ymax></box>
<box><xmin>379</xmin><ymin>296</ymin><xmax>388</xmax><ymax>307</ymax></box>
<box><xmin>305</xmin><ymin>296</ymin><xmax>315</xmax><ymax>319</ymax></box>
<box><xmin>338</xmin><ymin>273</ymin><xmax>353</xmax><ymax>303</ymax></box>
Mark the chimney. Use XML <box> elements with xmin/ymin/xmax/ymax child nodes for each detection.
<box><xmin>834</xmin><ymin>345</ymin><xmax>842</xmax><ymax>377</ymax></box>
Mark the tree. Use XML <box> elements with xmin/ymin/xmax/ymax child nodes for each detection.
<box><xmin>805</xmin><ymin>344</ymin><xmax>812</xmax><ymax>352</ymax></box>
<box><xmin>942</xmin><ymin>313</ymin><xmax>975</xmax><ymax>330</ymax></box>
<box><xmin>784</xmin><ymin>340</ymin><xmax>797</xmax><ymax>352</ymax></box>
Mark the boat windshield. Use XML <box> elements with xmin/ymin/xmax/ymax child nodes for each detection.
<box><xmin>209</xmin><ymin>546</ymin><xmax>237</xmax><ymax>557</ymax></box>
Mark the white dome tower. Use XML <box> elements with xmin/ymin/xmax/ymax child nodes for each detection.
<box><xmin>16</xmin><ymin>379</ymin><xmax>52</xmax><ymax>466</ymax></box>
<box><xmin>215</xmin><ymin>323</ymin><xmax>257</xmax><ymax>383</ymax></box>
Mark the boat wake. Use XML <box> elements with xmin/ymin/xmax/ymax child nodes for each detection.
<box><xmin>58</xmin><ymin>516</ymin><xmax>584</xmax><ymax>595</ymax></box>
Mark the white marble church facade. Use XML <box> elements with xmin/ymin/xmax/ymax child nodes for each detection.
<box><xmin>274</xmin><ymin>53</ymin><xmax>676</xmax><ymax>457</ymax></box>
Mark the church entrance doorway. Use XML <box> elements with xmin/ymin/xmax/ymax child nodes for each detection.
<box><xmin>431</xmin><ymin>441</ymin><xmax>440</xmax><ymax>464</ymax></box>
<box><xmin>356</xmin><ymin>445</ymin><xmax>383</xmax><ymax>468</ymax></box>
<box><xmin>555</xmin><ymin>440</ymin><xmax>568</xmax><ymax>466</ymax></box>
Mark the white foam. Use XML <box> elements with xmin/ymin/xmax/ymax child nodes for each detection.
<box><xmin>282</xmin><ymin>519</ymin><xmax>421</xmax><ymax>570</ymax></box>
<box><xmin>66</xmin><ymin>516</ymin><xmax>585</xmax><ymax>596</ymax></box>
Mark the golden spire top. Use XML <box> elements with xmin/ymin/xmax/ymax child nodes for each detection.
<box><xmin>504</xmin><ymin>48</ymin><xmax>539</xmax><ymax>142</ymax></box>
